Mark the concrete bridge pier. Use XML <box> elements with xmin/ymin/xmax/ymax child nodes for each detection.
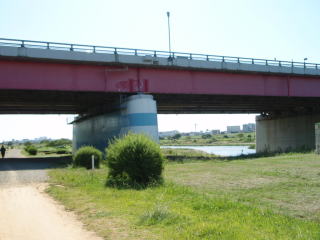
<box><xmin>256</xmin><ymin>114</ymin><xmax>320</xmax><ymax>153</ymax></box>
<box><xmin>72</xmin><ymin>94</ymin><xmax>159</xmax><ymax>154</ymax></box>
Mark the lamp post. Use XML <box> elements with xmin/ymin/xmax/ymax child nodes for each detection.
<box><xmin>166</xmin><ymin>11</ymin><xmax>172</xmax><ymax>56</ymax></box>
<box><xmin>304</xmin><ymin>58</ymin><xmax>308</xmax><ymax>68</ymax></box>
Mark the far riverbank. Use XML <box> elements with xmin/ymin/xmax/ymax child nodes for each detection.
<box><xmin>160</xmin><ymin>132</ymin><xmax>256</xmax><ymax>148</ymax></box>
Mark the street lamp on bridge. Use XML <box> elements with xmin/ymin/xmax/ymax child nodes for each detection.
<box><xmin>166</xmin><ymin>11</ymin><xmax>172</xmax><ymax>58</ymax></box>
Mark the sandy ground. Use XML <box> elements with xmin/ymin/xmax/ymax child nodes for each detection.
<box><xmin>0</xmin><ymin>149</ymin><xmax>102</xmax><ymax>240</ymax></box>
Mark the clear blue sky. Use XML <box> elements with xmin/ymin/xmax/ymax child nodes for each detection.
<box><xmin>0</xmin><ymin>0</ymin><xmax>319</xmax><ymax>140</ymax></box>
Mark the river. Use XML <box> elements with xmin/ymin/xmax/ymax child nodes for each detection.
<box><xmin>161</xmin><ymin>145</ymin><xmax>256</xmax><ymax>156</ymax></box>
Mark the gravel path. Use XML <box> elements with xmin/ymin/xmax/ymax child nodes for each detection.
<box><xmin>0</xmin><ymin>149</ymin><xmax>102</xmax><ymax>240</ymax></box>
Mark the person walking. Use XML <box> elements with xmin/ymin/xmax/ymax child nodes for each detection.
<box><xmin>1</xmin><ymin>145</ymin><xmax>6</xmax><ymax>159</ymax></box>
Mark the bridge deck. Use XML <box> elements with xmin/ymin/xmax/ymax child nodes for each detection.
<box><xmin>1</xmin><ymin>38</ymin><xmax>319</xmax><ymax>76</ymax></box>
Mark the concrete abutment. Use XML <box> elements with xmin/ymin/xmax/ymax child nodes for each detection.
<box><xmin>256</xmin><ymin>114</ymin><xmax>320</xmax><ymax>153</ymax></box>
<box><xmin>72</xmin><ymin>94</ymin><xmax>159</xmax><ymax>153</ymax></box>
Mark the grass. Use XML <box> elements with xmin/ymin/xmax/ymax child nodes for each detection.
<box><xmin>47</xmin><ymin>152</ymin><xmax>320</xmax><ymax>239</ymax></box>
<box><xmin>165</xmin><ymin>152</ymin><xmax>320</xmax><ymax>221</ymax></box>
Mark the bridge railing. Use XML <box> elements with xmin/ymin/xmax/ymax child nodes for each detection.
<box><xmin>0</xmin><ymin>38</ymin><xmax>318</xmax><ymax>70</ymax></box>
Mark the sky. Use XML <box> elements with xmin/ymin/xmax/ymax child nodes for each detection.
<box><xmin>0</xmin><ymin>0</ymin><xmax>319</xmax><ymax>140</ymax></box>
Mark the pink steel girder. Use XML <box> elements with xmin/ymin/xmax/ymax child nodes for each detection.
<box><xmin>1</xmin><ymin>59</ymin><xmax>320</xmax><ymax>97</ymax></box>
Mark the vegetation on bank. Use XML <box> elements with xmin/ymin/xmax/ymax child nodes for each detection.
<box><xmin>47</xmin><ymin>151</ymin><xmax>320</xmax><ymax>239</ymax></box>
<box><xmin>161</xmin><ymin>148</ymin><xmax>217</xmax><ymax>161</ymax></box>
<box><xmin>20</xmin><ymin>138</ymin><xmax>72</xmax><ymax>156</ymax></box>
<box><xmin>160</xmin><ymin>132</ymin><xmax>255</xmax><ymax>146</ymax></box>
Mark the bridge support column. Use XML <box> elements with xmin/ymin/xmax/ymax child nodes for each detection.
<box><xmin>72</xmin><ymin>94</ymin><xmax>158</xmax><ymax>153</ymax></box>
<box><xmin>256</xmin><ymin>114</ymin><xmax>320</xmax><ymax>153</ymax></box>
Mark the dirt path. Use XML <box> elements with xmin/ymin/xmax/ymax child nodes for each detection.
<box><xmin>5</xmin><ymin>148</ymin><xmax>26</xmax><ymax>158</ymax></box>
<box><xmin>0</xmin><ymin>150</ymin><xmax>102</xmax><ymax>240</ymax></box>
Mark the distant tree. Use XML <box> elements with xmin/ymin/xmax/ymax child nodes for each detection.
<box><xmin>172</xmin><ymin>133</ymin><xmax>181</xmax><ymax>140</ymax></box>
<box><xmin>223</xmin><ymin>135</ymin><xmax>229</xmax><ymax>138</ymax></box>
<box><xmin>46</xmin><ymin>138</ymin><xmax>72</xmax><ymax>147</ymax></box>
<box><xmin>40</xmin><ymin>139</ymin><xmax>50</xmax><ymax>145</ymax></box>
<box><xmin>201</xmin><ymin>134</ymin><xmax>211</xmax><ymax>139</ymax></box>
<box><xmin>237</xmin><ymin>133</ymin><xmax>244</xmax><ymax>138</ymax></box>
<box><xmin>24</xmin><ymin>141</ymin><xmax>32</xmax><ymax>146</ymax></box>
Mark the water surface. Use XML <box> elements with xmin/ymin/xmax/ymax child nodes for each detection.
<box><xmin>161</xmin><ymin>145</ymin><xmax>256</xmax><ymax>156</ymax></box>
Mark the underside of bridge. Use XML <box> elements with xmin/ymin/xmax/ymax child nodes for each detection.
<box><xmin>1</xmin><ymin>41</ymin><xmax>320</xmax><ymax>153</ymax></box>
<box><xmin>1</xmin><ymin>90</ymin><xmax>320</xmax><ymax>154</ymax></box>
<box><xmin>1</xmin><ymin>89</ymin><xmax>320</xmax><ymax>115</ymax></box>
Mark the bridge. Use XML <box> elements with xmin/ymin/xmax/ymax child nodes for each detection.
<box><xmin>1</xmin><ymin>38</ymin><xmax>320</xmax><ymax>153</ymax></box>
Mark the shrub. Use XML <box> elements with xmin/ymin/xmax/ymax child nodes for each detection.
<box><xmin>73</xmin><ymin>146</ymin><xmax>103</xmax><ymax>169</ymax></box>
<box><xmin>25</xmin><ymin>145</ymin><xmax>37</xmax><ymax>155</ymax></box>
<box><xmin>106</xmin><ymin>133</ymin><xmax>164</xmax><ymax>188</ymax></box>
<box><xmin>56</xmin><ymin>149</ymin><xmax>69</xmax><ymax>154</ymax></box>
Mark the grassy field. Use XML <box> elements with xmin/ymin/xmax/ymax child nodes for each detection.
<box><xmin>165</xmin><ymin>152</ymin><xmax>320</xmax><ymax>221</ymax></box>
<box><xmin>18</xmin><ymin>139</ymin><xmax>72</xmax><ymax>157</ymax></box>
<box><xmin>47</xmin><ymin>152</ymin><xmax>320</xmax><ymax>239</ymax></box>
<box><xmin>160</xmin><ymin>132</ymin><xmax>255</xmax><ymax>146</ymax></box>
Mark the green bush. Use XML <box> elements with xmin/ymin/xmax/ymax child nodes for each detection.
<box><xmin>106</xmin><ymin>133</ymin><xmax>164</xmax><ymax>188</ymax></box>
<box><xmin>73</xmin><ymin>146</ymin><xmax>103</xmax><ymax>169</ymax></box>
<box><xmin>56</xmin><ymin>149</ymin><xmax>70</xmax><ymax>154</ymax></box>
<box><xmin>25</xmin><ymin>145</ymin><xmax>37</xmax><ymax>155</ymax></box>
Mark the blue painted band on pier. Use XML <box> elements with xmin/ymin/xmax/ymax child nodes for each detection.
<box><xmin>121</xmin><ymin>113</ymin><xmax>157</xmax><ymax>127</ymax></box>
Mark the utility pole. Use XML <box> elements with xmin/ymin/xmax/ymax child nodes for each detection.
<box><xmin>166</xmin><ymin>11</ymin><xmax>172</xmax><ymax>56</ymax></box>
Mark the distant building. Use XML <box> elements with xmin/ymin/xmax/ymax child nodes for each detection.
<box><xmin>227</xmin><ymin>126</ymin><xmax>241</xmax><ymax>133</ymax></box>
<box><xmin>211</xmin><ymin>129</ymin><xmax>220</xmax><ymax>135</ymax></box>
<box><xmin>159</xmin><ymin>130</ymin><xmax>179</xmax><ymax>138</ymax></box>
<box><xmin>243</xmin><ymin>123</ymin><xmax>256</xmax><ymax>133</ymax></box>
<box><xmin>34</xmin><ymin>136</ymin><xmax>50</xmax><ymax>143</ymax></box>
<box><xmin>189</xmin><ymin>131</ymin><xmax>202</xmax><ymax>136</ymax></box>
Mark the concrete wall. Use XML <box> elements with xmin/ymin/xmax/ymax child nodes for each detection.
<box><xmin>256</xmin><ymin>114</ymin><xmax>320</xmax><ymax>153</ymax></box>
<box><xmin>72</xmin><ymin>94</ymin><xmax>158</xmax><ymax>153</ymax></box>
<box><xmin>73</xmin><ymin>112</ymin><xmax>121</xmax><ymax>153</ymax></box>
